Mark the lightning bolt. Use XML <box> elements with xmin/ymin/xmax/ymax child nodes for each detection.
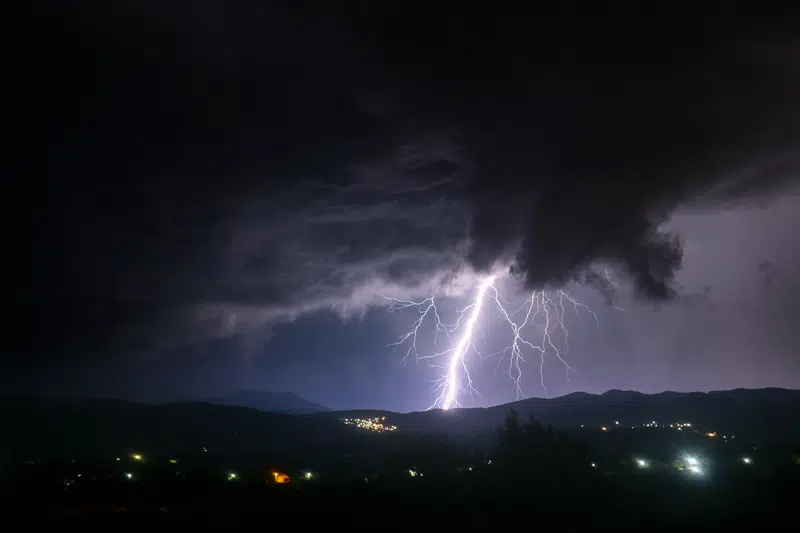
<box><xmin>385</xmin><ymin>273</ymin><xmax>602</xmax><ymax>410</ymax></box>
<box><xmin>488</xmin><ymin>288</ymin><xmax>598</xmax><ymax>400</ymax></box>
<box><xmin>604</xmin><ymin>268</ymin><xmax>628</xmax><ymax>312</ymax></box>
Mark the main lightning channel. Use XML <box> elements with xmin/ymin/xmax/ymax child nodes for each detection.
<box><xmin>384</xmin><ymin>274</ymin><xmax>602</xmax><ymax>410</ymax></box>
<box><xmin>441</xmin><ymin>275</ymin><xmax>496</xmax><ymax>410</ymax></box>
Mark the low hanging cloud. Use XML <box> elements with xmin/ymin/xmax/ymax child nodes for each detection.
<box><xmin>25</xmin><ymin>2</ymin><xmax>800</xmax><ymax>360</ymax></box>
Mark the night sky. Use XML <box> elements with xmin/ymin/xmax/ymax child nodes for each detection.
<box><xmin>18</xmin><ymin>2</ymin><xmax>800</xmax><ymax>411</ymax></box>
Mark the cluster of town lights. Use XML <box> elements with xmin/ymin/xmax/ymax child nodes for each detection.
<box><xmin>591</xmin><ymin>421</ymin><xmax>695</xmax><ymax>430</ymax></box>
<box><xmin>80</xmin><ymin>429</ymin><xmax>759</xmax><ymax>487</ymax></box>
<box><xmin>593</xmin><ymin>420</ymin><xmax>739</xmax><ymax>436</ymax></box>
<box><xmin>621</xmin><ymin>453</ymin><xmax>752</xmax><ymax>475</ymax></box>
<box><xmin>342</xmin><ymin>416</ymin><xmax>397</xmax><ymax>432</ymax></box>
<box><xmin>71</xmin><ymin>450</ymin><xmax>761</xmax><ymax>488</ymax></box>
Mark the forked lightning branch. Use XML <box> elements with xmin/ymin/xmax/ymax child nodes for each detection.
<box><xmin>383</xmin><ymin>274</ymin><xmax>600</xmax><ymax>410</ymax></box>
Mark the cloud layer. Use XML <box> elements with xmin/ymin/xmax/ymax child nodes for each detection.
<box><xmin>24</xmin><ymin>2</ymin><xmax>800</xmax><ymax>362</ymax></box>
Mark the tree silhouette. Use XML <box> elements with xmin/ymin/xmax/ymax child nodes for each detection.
<box><xmin>496</xmin><ymin>409</ymin><xmax>591</xmax><ymax>479</ymax></box>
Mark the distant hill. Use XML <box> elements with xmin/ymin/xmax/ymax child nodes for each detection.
<box><xmin>0</xmin><ymin>396</ymin><xmax>344</xmax><ymax>461</ymax></box>
<box><xmin>205</xmin><ymin>390</ymin><xmax>329</xmax><ymax>414</ymax></box>
<box><xmin>384</xmin><ymin>387</ymin><xmax>800</xmax><ymax>446</ymax></box>
<box><xmin>0</xmin><ymin>389</ymin><xmax>797</xmax><ymax>463</ymax></box>
<box><xmin>499</xmin><ymin>387</ymin><xmax>800</xmax><ymax>437</ymax></box>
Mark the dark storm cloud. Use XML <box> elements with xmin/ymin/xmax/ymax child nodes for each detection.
<box><xmin>23</xmin><ymin>2</ymin><xmax>800</xmax><ymax>361</ymax></box>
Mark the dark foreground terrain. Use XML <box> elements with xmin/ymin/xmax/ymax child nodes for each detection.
<box><xmin>4</xmin><ymin>463</ymin><xmax>797</xmax><ymax>527</ymax></box>
<box><xmin>1</xmin><ymin>390</ymin><xmax>797</xmax><ymax>525</ymax></box>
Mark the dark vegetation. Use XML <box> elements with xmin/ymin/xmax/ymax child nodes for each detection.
<box><xmin>0</xmin><ymin>390</ymin><xmax>797</xmax><ymax>526</ymax></box>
